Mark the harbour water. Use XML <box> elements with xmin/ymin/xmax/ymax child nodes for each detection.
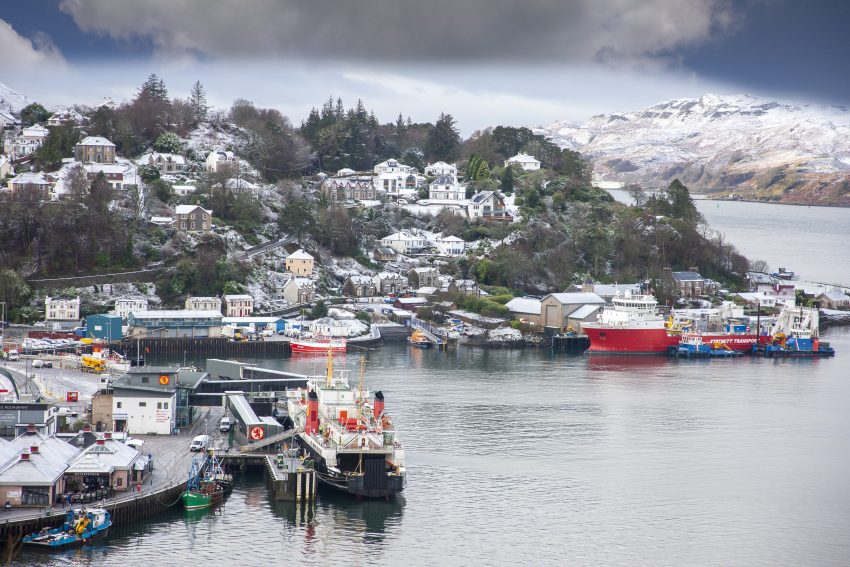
<box><xmin>19</xmin><ymin>326</ymin><xmax>850</xmax><ymax>566</ymax></box>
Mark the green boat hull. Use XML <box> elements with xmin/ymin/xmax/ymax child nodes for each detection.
<box><xmin>183</xmin><ymin>490</ymin><xmax>217</xmax><ymax>510</ymax></box>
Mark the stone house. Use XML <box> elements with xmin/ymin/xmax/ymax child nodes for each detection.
<box><xmin>223</xmin><ymin>295</ymin><xmax>254</xmax><ymax>317</ymax></box>
<box><xmin>74</xmin><ymin>136</ymin><xmax>116</xmax><ymax>164</ymax></box>
<box><xmin>343</xmin><ymin>275</ymin><xmax>375</xmax><ymax>298</ymax></box>
<box><xmin>408</xmin><ymin>267</ymin><xmax>440</xmax><ymax>289</ymax></box>
<box><xmin>45</xmin><ymin>296</ymin><xmax>80</xmax><ymax>321</ymax></box>
<box><xmin>373</xmin><ymin>272</ymin><xmax>407</xmax><ymax>295</ymax></box>
<box><xmin>175</xmin><ymin>205</ymin><xmax>213</xmax><ymax>232</ymax></box>
<box><xmin>185</xmin><ymin>296</ymin><xmax>222</xmax><ymax>312</ymax></box>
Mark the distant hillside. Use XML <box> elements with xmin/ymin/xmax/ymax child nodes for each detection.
<box><xmin>535</xmin><ymin>94</ymin><xmax>850</xmax><ymax>206</ymax></box>
<box><xmin>0</xmin><ymin>82</ymin><xmax>30</xmax><ymax>114</ymax></box>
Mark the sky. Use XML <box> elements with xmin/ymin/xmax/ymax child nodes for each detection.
<box><xmin>1</xmin><ymin>0</ymin><xmax>848</xmax><ymax>134</ymax></box>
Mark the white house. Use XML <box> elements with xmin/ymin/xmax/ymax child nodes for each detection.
<box><xmin>425</xmin><ymin>161</ymin><xmax>457</xmax><ymax>177</ymax></box>
<box><xmin>223</xmin><ymin>295</ymin><xmax>254</xmax><ymax>317</ymax></box>
<box><xmin>83</xmin><ymin>163</ymin><xmax>128</xmax><ymax>191</ymax></box>
<box><xmin>428</xmin><ymin>175</ymin><xmax>466</xmax><ymax>201</ymax></box>
<box><xmin>114</xmin><ymin>299</ymin><xmax>149</xmax><ymax>320</ymax></box>
<box><xmin>185</xmin><ymin>296</ymin><xmax>222</xmax><ymax>312</ymax></box>
<box><xmin>504</xmin><ymin>153</ymin><xmax>541</xmax><ymax>171</ymax></box>
<box><xmin>373</xmin><ymin>158</ymin><xmax>423</xmax><ymax>196</ymax></box>
<box><xmin>47</xmin><ymin>108</ymin><xmax>84</xmax><ymax>126</ymax></box>
<box><xmin>437</xmin><ymin>235</ymin><xmax>466</xmax><ymax>256</ymax></box>
<box><xmin>205</xmin><ymin>149</ymin><xmax>238</xmax><ymax>173</ymax></box>
<box><xmin>11</xmin><ymin>125</ymin><xmax>49</xmax><ymax>158</ymax></box>
<box><xmin>467</xmin><ymin>191</ymin><xmax>511</xmax><ymax>221</ymax></box>
<box><xmin>380</xmin><ymin>231</ymin><xmax>428</xmax><ymax>255</ymax></box>
<box><xmin>45</xmin><ymin>296</ymin><xmax>80</xmax><ymax>321</ymax></box>
<box><xmin>172</xmin><ymin>184</ymin><xmax>197</xmax><ymax>197</ymax></box>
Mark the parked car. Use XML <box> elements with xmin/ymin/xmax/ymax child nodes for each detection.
<box><xmin>31</xmin><ymin>359</ymin><xmax>52</xmax><ymax>368</ymax></box>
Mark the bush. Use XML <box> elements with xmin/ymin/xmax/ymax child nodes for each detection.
<box><xmin>154</xmin><ymin>132</ymin><xmax>183</xmax><ymax>154</ymax></box>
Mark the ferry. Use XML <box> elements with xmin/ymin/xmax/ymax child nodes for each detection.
<box><xmin>286</xmin><ymin>352</ymin><xmax>406</xmax><ymax>498</ymax></box>
<box><xmin>583</xmin><ymin>292</ymin><xmax>760</xmax><ymax>354</ymax></box>
<box><xmin>23</xmin><ymin>508</ymin><xmax>111</xmax><ymax>549</ymax></box>
<box><xmin>290</xmin><ymin>336</ymin><xmax>347</xmax><ymax>353</ymax></box>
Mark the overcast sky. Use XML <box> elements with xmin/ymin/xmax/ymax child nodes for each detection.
<box><xmin>2</xmin><ymin>0</ymin><xmax>848</xmax><ymax>134</ymax></box>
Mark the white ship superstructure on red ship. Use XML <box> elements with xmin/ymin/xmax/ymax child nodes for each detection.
<box><xmin>583</xmin><ymin>291</ymin><xmax>760</xmax><ymax>354</ymax></box>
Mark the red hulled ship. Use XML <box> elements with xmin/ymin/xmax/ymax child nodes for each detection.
<box><xmin>583</xmin><ymin>292</ymin><xmax>760</xmax><ymax>354</ymax></box>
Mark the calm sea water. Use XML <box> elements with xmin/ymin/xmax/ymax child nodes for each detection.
<box><xmin>609</xmin><ymin>189</ymin><xmax>850</xmax><ymax>286</ymax></box>
<box><xmin>20</xmin><ymin>327</ymin><xmax>850</xmax><ymax>566</ymax></box>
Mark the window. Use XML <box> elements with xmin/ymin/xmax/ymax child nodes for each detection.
<box><xmin>164</xmin><ymin>402</ymin><xmax>169</xmax><ymax>409</ymax></box>
<box><xmin>116</xmin><ymin>477</ymin><xmax>122</xmax><ymax>487</ymax></box>
<box><xmin>156</xmin><ymin>402</ymin><xmax>162</xmax><ymax>409</ymax></box>
<box><xmin>141</xmin><ymin>376</ymin><xmax>149</xmax><ymax>383</ymax></box>
<box><xmin>116</xmin><ymin>402</ymin><xmax>122</xmax><ymax>409</ymax></box>
<box><xmin>139</xmin><ymin>402</ymin><xmax>146</xmax><ymax>407</ymax></box>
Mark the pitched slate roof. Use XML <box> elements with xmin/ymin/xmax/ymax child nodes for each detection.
<box><xmin>671</xmin><ymin>271</ymin><xmax>704</xmax><ymax>282</ymax></box>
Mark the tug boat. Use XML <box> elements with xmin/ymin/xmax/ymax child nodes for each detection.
<box><xmin>675</xmin><ymin>333</ymin><xmax>744</xmax><ymax>358</ymax></box>
<box><xmin>290</xmin><ymin>336</ymin><xmax>347</xmax><ymax>353</ymax></box>
<box><xmin>286</xmin><ymin>352</ymin><xmax>406</xmax><ymax>498</ymax></box>
<box><xmin>182</xmin><ymin>450</ymin><xmax>232</xmax><ymax>510</ymax></box>
<box><xmin>583</xmin><ymin>292</ymin><xmax>760</xmax><ymax>354</ymax></box>
<box><xmin>23</xmin><ymin>508</ymin><xmax>111</xmax><ymax>549</ymax></box>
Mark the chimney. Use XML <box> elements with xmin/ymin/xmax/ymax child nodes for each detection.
<box><xmin>374</xmin><ymin>391</ymin><xmax>385</xmax><ymax>418</ymax></box>
<box><xmin>305</xmin><ymin>390</ymin><xmax>319</xmax><ymax>435</ymax></box>
<box><xmin>30</xmin><ymin>446</ymin><xmax>39</xmax><ymax>454</ymax></box>
<box><xmin>20</xmin><ymin>452</ymin><xmax>29</xmax><ymax>461</ymax></box>
<box><xmin>26</xmin><ymin>423</ymin><xmax>36</xmax><ymax>434</ymax></box>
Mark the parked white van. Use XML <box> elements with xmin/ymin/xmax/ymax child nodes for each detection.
<box><xmin>189</xmin><ymin>434</ymin><xmax>210</xmax><ymax>452</ymax></box>
<box><xmin>219</xmin><ymin>417</ymin><xmax>232</xmax><ymax>433</ymax></box>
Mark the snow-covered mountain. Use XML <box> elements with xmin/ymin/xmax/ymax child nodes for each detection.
<box><xmin>535</xmin><ymin>94</ymin><xmax>850</xmax><ymax>205</ymax></box>
<box><xmin>0</xmin><ymin>82</ymin><xmax>30</xmax><ymax>114</ymax></box>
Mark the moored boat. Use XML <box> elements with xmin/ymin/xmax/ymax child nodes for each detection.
<box><xmin>291</xmin><ymin>336</ymin><xmax>347</xmax><ymax>353</ymax></box>
<box><xmin>23</xmin><ymin>508</ymin><xmax>111</xmax><ymax>549</ymax></box>
<box><xmin>182</xmin><ymin>449</ymin><xmax>231</xmax><ymax>510</ymax></box>
<box><xmin>583</xmin><ymin>292</ymin><xmax>760</xmax><ymax>354</ymax></box>
<box><xmin>759</xmin><ymin>306</ymin><xmax>836</xmax><ymax>357</ymax></box>
<box><xmin>286</xmin><ymin>352</ymin><xmax>406</xmax><ymax>498</ymax></box>
<box><xmin>407</xmin><ymin>330</ymin><xmax>433</xmax><ymax>348</ymax></box>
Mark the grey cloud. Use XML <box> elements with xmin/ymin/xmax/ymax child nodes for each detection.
<box><xmin>59</xmin><ymin>0</ymin><xmax>737</xmax><ymax>65</ymax></box>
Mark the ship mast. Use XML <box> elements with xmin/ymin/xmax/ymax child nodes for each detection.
<box><xmin>325</xmin><ymin>346</ymin><xmax>333</xmax><ymax>387</ymax></box>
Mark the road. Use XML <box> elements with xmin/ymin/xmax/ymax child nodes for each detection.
<box><xmin>0</xmin><ymin>357</ymin><xmax>108</xmax><ymax>406</ymax></box>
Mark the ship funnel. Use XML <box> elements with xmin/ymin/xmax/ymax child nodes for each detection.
<box><xmin>306</xmin><ymin>390</ymin><xmax>319</xmax><ymax>434</ymax></box>
<box><xmin>374</xmin><ymin>391</ymin><xmax>385</xmax><ymax>417</ymax></box>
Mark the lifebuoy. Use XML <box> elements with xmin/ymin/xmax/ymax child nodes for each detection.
<box><xmin>159</xmin><ymin>375</ymin><xmax>170</xmax><ymax>385</ymax></box>
<box><xmin>250</xmin><ymin>426</ymin><xmax>265</xmax><ymax>440</ymax></box>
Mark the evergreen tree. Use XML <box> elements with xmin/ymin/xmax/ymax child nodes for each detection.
<box><xmin>189</xmin><ymin>80</ymin><xmax>209</xmax><ymax>124</ymax></box>
<box><xmin>426</xmin><ymin>113</ymin><xmax>460</xmax><ymax>162</ymax></box>
<box><xmin>500</xmin><ymin>166</ymin><xmax>515</xmax><ymax>194</ymax></box>
<box><xmin>20</xmin><ymin>103</ymin><xmax>50</xmax><ymax>127</ymax></box>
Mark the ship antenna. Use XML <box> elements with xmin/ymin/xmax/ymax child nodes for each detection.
<box><xmin>326</xmin><ymin>346</ymin><xmax>333</xmax><ymax>387</ymax></box>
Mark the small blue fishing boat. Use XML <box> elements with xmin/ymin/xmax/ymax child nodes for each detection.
<box><xmin>23</xmin><ymin>507</ymin><xmax>111</xmax><ymax>549</ymax></box>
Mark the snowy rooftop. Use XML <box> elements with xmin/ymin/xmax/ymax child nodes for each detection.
<box><xmin>78</xmin><ymin>136</ymin><xmax>115</xmax><ymax>147</ymax></box>
<box><xmin>175</xmin><ymin>205</ymin><xmax>212</xmax><ymax>215</ymax></box>
<box><xmin>506</xmin><ymin>297</ymin><xmax>542</xmax><ymax>315</ymax></box>
<box><xmin>287</xmin><ymin>248</ymin><xmax>314</xmax><ymax>260</ymax></box>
